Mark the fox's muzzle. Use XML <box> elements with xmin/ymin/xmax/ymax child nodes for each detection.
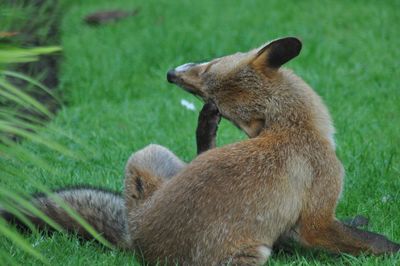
<box><xmin>167</xmin><ymin>62</ymin><xmax>208</xmax><ymax>99</ymax></box>
<box><xmin>166</xmin><ymin>69</ymin><xmax>177</xmax><ymax>83</ymax></box>
<box><xmin>167</xmin><ymin>62</ymin><xmax>197</xmax><ymax>83</ymax></box>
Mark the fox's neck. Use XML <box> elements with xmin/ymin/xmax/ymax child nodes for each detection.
<box><xmin>262</xmin><ymin>69</ymin><xmax>336</xmax><ymax>149</ymax></box>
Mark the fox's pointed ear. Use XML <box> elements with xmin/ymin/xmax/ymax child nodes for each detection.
<box><xmin>252</xmin><ymin>37</ymin><xmax>302</xmax><ymax>69</ymax></box>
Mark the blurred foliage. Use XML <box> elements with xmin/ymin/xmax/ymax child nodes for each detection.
<box><xmin>0</xmin><ymin>1</ymin><xmax>94</xmax><ymax>264</ymax></box>
<box><xmin>0</xmin><ymin>44</ymin><xmax>61</xmax><ymax>264</ymax></box>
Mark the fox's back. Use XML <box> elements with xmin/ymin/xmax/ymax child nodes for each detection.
<box><xmin>131</xmin><ymin>133</ymin><xmax>322</xmax><ymax>265</ymax></box>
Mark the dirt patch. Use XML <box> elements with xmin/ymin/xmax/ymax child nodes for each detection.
<box><xmin>84</xmin><ymin>9</ymin><xmax>139</xmax><ymax>26</ymax></box>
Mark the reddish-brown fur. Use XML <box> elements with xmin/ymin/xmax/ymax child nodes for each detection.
<box><xmin>124</xmin><ymin>37</ymin><xmax>399</xmax><ymax>265</ymax></box>
<box><xmin>2</xmin><ymin>37</ymin><xmax>398</xmax><ymax>265</ymax></box>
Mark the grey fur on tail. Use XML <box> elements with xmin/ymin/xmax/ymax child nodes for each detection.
<box><xmin>0</xmin><ymin>186</ymin><xmax>129</xmax><ymax>249</ymax></box>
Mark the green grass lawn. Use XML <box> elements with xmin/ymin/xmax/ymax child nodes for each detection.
<box><xmin>1</xmin><ymin>0</ymin><xmax>400</xmax><ymax>265</ymax></box>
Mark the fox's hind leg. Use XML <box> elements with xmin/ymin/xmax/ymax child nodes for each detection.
<box><xmin>297</xmin><ymin>172</ymin><xmax>400</xmax><ymax>255</ymax></box>
<box><xmin>124</xmin><ymin>144</ymin><xmax>186</xmax><ymax>209</ymax></box>
<box><xmin>298</xmin><ymin>218</ymin><xmax>400</xmax><ymax>255</ymax></box>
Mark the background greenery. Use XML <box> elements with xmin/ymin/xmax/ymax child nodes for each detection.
<box><xmin>1</xmin><ymin>0</ymin><xmax>399</xmax><ymax>265</ymax></box>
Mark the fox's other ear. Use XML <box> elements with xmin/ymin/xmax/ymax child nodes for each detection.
<box><xmin>252</xmin><ymin>37</ymin><xmax>302</xmax><ymax>69</ymax></box>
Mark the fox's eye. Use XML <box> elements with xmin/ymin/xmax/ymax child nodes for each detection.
<box><xmin>200</xmin><ymin>60</ymin><xmax>219</xmax><ymax>75</ymax></box>
<box><xmin>200</xmin><ymin>65</ymin><xmax>211</xmax><ymax>75</ymax></box>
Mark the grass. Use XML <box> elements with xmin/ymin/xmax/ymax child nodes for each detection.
<box><xmin>1</xmin><ymin>0</ymin><xmax>399</xmax><ymax>265</ymax></box>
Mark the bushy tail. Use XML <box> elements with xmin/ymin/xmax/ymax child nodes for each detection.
<box><xmin>0</xmin><ymin>187</ymin><xmax>130</xmax><ymax>248</ymax></box>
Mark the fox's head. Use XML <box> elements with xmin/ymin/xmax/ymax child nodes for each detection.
<box><xmin>167</xmin><ymin>37</ymin><xmax>333</xmax><ymax>142</ymax></box>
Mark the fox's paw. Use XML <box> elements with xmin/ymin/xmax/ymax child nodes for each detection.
<box><xmin>220</xmin><ymin>244</ymin><xmax>271</xmax><ymax>266</ymax></box>
<box><xmin>197</xmin><ymin>101</ymin><xmax>221</xmax><ymax>132</ymax></box>
<box><xmin>342</xmin><ymin>215</ymin><xmax>369</xmax><ymax>228</ymax></box>
<box><xmin>196</xmin><ymin>101</ymin><xmax>221</xmax><ymax>154</ymax></box>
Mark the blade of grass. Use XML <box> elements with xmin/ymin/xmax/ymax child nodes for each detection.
<box><xmin>0</xmin><ymin>200</ymin><xmax>39</xmax><ymax>235</ymax></box>
<box><xmin>3</xmin><ymin>70</ymin><xmax>62</xmax><ymax>105</ymax></box>
<box><xmin>0</xmin><ymin>188</ymin><xmax>63</xmax><ymax>232</ymax></box>
<box><xmin>0</xmin><ymin>219</ymin><xmax>49</xmax><ymax>265</ymax></box>
<box><xmin>0</xmin><ymin>248</ymin><xmax>19</xmax><ymax>266</ymax></box>
<box><xmin>0</xmin><ymin>46</ymin><xmax>61</xmax><ymax>65</ymax></box>
<box><xmin>0</xmin><ymin>121</ymin><xmax>76</xmax><ymax>158</ymax></box>
<box><xmin>0</xmin><ymin>111</ymin><xmax>91</xmax><ymax>160</ymax></box>
<box><xmin>0</xmin><ymin>78</ymin><xmax>51</xmax><ymax>118</ymax></box>
<box><xmin>0</xmin><ymin>164</ymin><xmax>113</xmax><ymax>249</ymax></box>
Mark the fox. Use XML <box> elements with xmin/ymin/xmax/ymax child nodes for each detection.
<box><xmin>1</xmin><ymin>37</ymin><xmax>399</xmax><ymax>265</ymax></box>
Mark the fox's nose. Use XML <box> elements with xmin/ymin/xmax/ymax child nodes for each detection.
<box><xmin>167</xmin><ymin>70</ymin><xmax>176</xmax><ymax>83</ymax></box>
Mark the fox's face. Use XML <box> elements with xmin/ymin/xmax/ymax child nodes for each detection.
<box><xmin>167</xmin><ymin>37</ymin><xmax>302</xmax><ymax>137</ymax></box>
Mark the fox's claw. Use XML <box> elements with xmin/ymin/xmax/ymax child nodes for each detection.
<box><xmin>342</xmin><ymin>215</ymin><xmax>369</xmax><ymax>228</ymax></box>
